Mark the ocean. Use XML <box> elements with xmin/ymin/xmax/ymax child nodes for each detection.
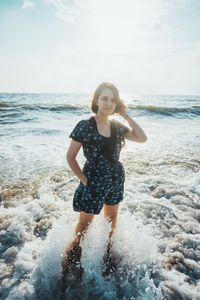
<box><xmin>0</xmin><ymin>93</ymin><xmax>200</xmax><ymax>299</ymax></box>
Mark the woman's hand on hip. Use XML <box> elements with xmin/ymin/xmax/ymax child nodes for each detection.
<box><xmin>81</xmin><ymin>176</ymin><xmax>88</xmax><ymax>187</ymax></box>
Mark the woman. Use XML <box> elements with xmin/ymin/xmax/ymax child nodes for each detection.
<box><xmin>61</xmin><ymin>82</ymin><xmax>147</xmax><ymax>285</ymax></box>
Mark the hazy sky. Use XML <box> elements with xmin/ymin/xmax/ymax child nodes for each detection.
<box><xmin>0</xmin><ymin>0</ymin><xmax>200</xmax><ymax>94</ymax></box>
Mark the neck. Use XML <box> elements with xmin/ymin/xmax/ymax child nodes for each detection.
<box><xmin>95</xmin><ymin>112</ymin><xmax>109</xmax><ymax>124</ymax></box>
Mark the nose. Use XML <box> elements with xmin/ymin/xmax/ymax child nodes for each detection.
<box><xmin>107</xmin><ymin>99</ymin><xmax>113</xmax><ymax>105</ymax></box>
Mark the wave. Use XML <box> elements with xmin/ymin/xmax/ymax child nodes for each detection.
<box><xmin>0</xmin><ymin>102</ymin><xmax>86</xmax><ymax>112</ymax></box>
<box><xmin>128</xmin><ymin>104</ymin><xmax>200</xmax><ymax>117</ymax></box>
<box><xmin>1</xmin><ymin>102</ymin><xmax>200</xmax><ymax>117</ymax></box>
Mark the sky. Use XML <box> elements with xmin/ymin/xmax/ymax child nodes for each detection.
<box><xmin>0</xmin><ymin>0</ymin><xmax>200</xmax><ymax>94</ymax></box>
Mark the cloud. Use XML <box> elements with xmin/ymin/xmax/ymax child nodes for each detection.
<box><xmin>2</xmin><ymin>0</ymin><xmax>199</xmax><ymax>93</ymax></box>
<box><xmin>45</xmin><ymin>0</ymin><xmax>81</xmax><ymax>22</ymax></box>
<box><xmin>22</xmin><ymin>1</ymin><xmax>35</xmax><ymax>8</ymax></box>
<box><xmin>50</xmin><ymin>0</ymin><xmax>199</xmax><ymax>93</ymax></box>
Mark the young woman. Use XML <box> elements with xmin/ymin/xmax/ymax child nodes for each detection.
<box><xmin>61</xmin><ymin>82</ymin><xmax>147</xmax><ymax>284</ymax></box>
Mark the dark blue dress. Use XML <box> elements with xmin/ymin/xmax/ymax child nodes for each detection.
<box><xmin>69</xmin><ymin>116</ymin><xmax>129</xmax><ymax>214</ymax></box>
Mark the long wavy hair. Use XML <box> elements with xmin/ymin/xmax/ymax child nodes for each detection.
<box><xmin>90</xmin><ymin>82</ymin><xmax>127</xmax><ymax>114</ymax></box>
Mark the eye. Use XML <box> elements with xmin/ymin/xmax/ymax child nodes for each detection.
<box><xmin>101</xmin><ymin>97</ymin><xmax>116</xmax><ymax>102</ymax></box>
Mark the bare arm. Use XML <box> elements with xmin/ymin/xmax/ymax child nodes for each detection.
<box><xmin>118</xmin><ymin>109</ymin><xmax>147</xmax><ymax>143</ymax></box>
<box><xmin>66</xmin><ymin>140</ymin><xmax>87</xmax><ymax>186</ymax></box>
<box><xmin>123</xmin><ymin>114</ymin><xmax>147</xmax><ymax>143</ymax></box>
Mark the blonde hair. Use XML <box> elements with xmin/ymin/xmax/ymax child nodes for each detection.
<box><xmin>90</xmin><ymin>82</ymin><xmax>127</xmax><ymax>114</ymax></box>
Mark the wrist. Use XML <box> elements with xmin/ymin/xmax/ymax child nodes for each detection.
<box><xmin>81</xmin><ymin>175</ymin><xmax>87</xmax><ymax>185</ymax></box>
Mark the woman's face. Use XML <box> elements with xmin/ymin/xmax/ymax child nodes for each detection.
<box><xmin>96</xmin><ymin>88</ymin><xmax>117</xmax><ymax>115</ymax></box>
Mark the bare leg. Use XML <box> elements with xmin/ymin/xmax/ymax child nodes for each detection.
<box><xmin>74</xmin><ymin>212</ymin><xmax>95</xmax><ymax>244</ymax></box>
<box><xmin>61</xmin><ymin>212</ymin><xmax>94</xmax><ymax>289</ymax></box>
<box><xmin>63</xmin><ymin>211</ymin><xmax>94</xmax><ymax>255</ymax></box>
<box><xmin>102</xmin><ymin>204</ymin><xmax>120</xmax><ymax>276</ymax></box>
<box><xmin>104</xmin><ymin>203</ymin><xmax>119</xmax><ymax>249</ymax></box>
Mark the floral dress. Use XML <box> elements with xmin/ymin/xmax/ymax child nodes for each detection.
<box><xmin>69</xmin><ymin>116</ymin><xmax>129</xmax><ymax>214</ymax></box>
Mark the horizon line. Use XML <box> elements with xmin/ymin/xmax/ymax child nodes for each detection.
<box><xmin>0</xmin><ymin>91</ymin><xmax>200</xmax><ymax>96</ymax></box>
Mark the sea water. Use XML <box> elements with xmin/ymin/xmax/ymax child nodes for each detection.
<box><xmin>0</xmin><ymin>93</ymin><xmax>200</xmax><ymax>299</ymax></box>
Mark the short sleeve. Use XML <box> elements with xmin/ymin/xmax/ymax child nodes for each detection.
<box><xmin>69</xmin><ymin>120</ymin><xmax>89</xmax><ymax>144</ymax></box>
<box><xmin>113</xmin><ymin>120</ymin><xmax>130</xmax><ymax>136</ymax></box>
<box><xmin>119</xmin><ymin>123</ymin><xmax>130</xmax><ymax>135</ymax></box>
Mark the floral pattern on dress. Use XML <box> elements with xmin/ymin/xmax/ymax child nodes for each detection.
<box><xmin>69</xmin><ymin>116</ymin><xmax>129</xmax><ymax>214</ymax></box>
